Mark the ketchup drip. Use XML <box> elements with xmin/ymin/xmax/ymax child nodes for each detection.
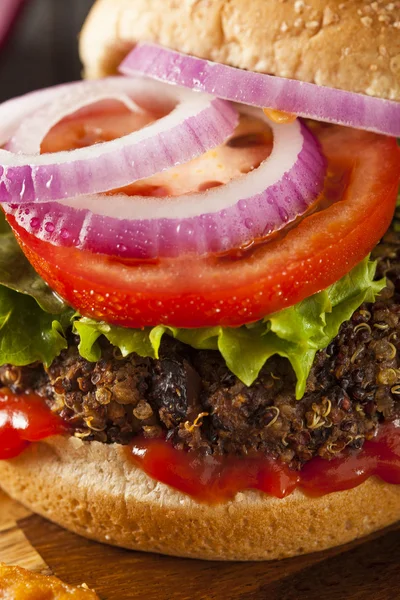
<box><xmin>1</xmin><ymin>387</ymin><xmax>399</xmax><ymax>504</ymax></box>
<box><xmin>0</xmin><ymin>389</ymin><xmax>66</xmax><ymax>459</ymax></box>
<box><xmin>131</xmin><ymin>439</ymin><xmax>300</xmax><ymax>501</ymax></box>
<box><xmin>130</xmin><ymin>422</ymin><xmax>400</xmax><ymax>504</ymax></box>
<box><xmin>300</xmin><ymin>423</ymin><xmax>400</xmax><ymax>496</ymax></box>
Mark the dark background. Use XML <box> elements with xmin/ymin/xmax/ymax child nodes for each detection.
<box><xmin>0</xmin><ymin>0</ymin><xmax>94</xmax><ymax>102</ymax></box>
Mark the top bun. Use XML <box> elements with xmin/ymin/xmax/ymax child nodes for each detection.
<box><xmin>80</xmin><ymin>0</ymin><xmax>400</xmax><ymax>101</ymax></box>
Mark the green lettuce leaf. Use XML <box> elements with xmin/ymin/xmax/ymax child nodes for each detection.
<box><xmin>0</xmin><ymin>212</ymin><xmax>74</xmax><ymax>365</ymax></box>
<box><xmin>0</xmin><ymin>286</ymin><xmax>72</xmax><ymax>367</ymax></box>
<box><xmin>74</xmin><ymin>257</ymin><xmax>384</xmax><ymax>398</ymax></box>
<box><xmin>0</xmin><ymin>211</ymin><xmax>385</xmax><ymax>397</ymax></box>
<box><xmin>0</xmin><ymin>215</ymin><xmax>68</xmax><ymax>314</ymax></box>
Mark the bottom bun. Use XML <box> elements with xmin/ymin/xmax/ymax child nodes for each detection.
<box><xmin>0</xmin><ymin>436</ymin><xmax>399</xmax><ymax>561</ymax></box>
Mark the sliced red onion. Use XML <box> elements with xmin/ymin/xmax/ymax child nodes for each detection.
<box><xmin>121</xmin><ymin>43</ymin><xmax>400</xmax><ymax>137</ymax></box>
<box><xmin>0</xmin><ymin>0</ymin><xmax>27</xmax><ymax>51</ymax></box>
<box><xmin>4</xmin><ymin>117</ymin><xmax>326</xmax><ymax>258</ymax></box>
<box><xmin>0</xmin><ymin>78</ymin><xmax>238</xmax><ymax>203</ymax></box>
<box><xmin>8</xmin><ymin>79</ymin><xmax>144</xmax><ymax>155</ymax></box>
<box><xmin>0</xmin><ymin>81</ymin><xmax>84</xmax><ymax>147</ymax></box>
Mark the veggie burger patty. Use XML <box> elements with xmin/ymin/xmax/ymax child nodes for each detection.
<box><xmin>2</xmin><ymin>213</ymin><xmax>400</xmax><ymax>470</ymax></box>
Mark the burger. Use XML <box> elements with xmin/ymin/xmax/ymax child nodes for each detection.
<box><xmin>0</xmin><ymin>0</ymin><xmax>399</xmax><ymax>561</ymax></box>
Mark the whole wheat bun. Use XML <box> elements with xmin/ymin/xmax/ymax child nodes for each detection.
<box><xmin>0</xmin><ymin>436</ymin><xmax>400</xmax><ymax>561</ymax></box>
<box><xmin>80</xmin><ymin>0</ymin><xmax>400</xmax><ymax>100</ymax></box>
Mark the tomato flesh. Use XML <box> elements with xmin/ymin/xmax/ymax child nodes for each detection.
<box><xmin>8</xmin><ymin>114</ymin><xmax>400</xmax><ymax>328</ymax></box>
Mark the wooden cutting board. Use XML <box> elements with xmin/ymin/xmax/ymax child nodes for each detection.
<box><xmin>1</xmin><ymin>490</ymin><xmax>400</xmax><ymax>599</ymax></box>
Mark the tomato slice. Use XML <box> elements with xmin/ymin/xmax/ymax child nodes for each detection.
<box><xmin>8</xmin><ymin>121</ymin><xmax>400</xmax><ymax>328</ymax></box>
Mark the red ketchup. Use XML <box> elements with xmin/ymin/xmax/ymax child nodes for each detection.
<box><xmin>0</xmin><ymin>389</ymin><xmax>66</xmax><ymax>459</ymax></box>
<box><xmin>1</xmin><ymin>386</ymin><xmax>400</xmax><ymax>503</ymax></box>
<box><xmin>129</xmin><ymin>421</ymin><xmax>400</xmax><ymax>504</ymax></box>
<box><xmin>131</xmin><ymin>438</ymin><xmax>300</xmax><ymax>502</ymax></box>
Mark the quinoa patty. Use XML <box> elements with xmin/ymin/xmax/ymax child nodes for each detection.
<box><xmin>2</xmin><ymin>215</ymin><xmax>400</xmax><ymax>469</ymax></box>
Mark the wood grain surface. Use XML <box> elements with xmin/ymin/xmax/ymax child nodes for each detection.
<box><xmin>0</xmin><ymin>490</ymin><xmax>399</xmax><ymax>599</ymax></box>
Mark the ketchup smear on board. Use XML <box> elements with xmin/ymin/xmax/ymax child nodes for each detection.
<box><xmin>0</xmin><ymin>389</ymin><xmax>65</xmax><ymax>459</ymax></box>
<box><xmin>1</xmin><ymin>387</ymin><xmax>400</xmax><ymax>503</ymax></box>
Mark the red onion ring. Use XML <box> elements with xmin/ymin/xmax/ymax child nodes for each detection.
<box><xmin>8</xmin><ymin>79</ymin><xmax>144</xmax><ymax>155</ymax></box>
<box><xmin>121</xmin><ymin>43</ymin><xmax>400</xmax><ymax>138</ymax></box>
<box><xmin>4</xmin><ymin>116</ymin><xmax>326</xmax><ymax>258</ymax></box>
<box><xmin>0</xmin><ymin>81</ymin><xmax>85</xmax><ymax>147</ymax></box>
<box><xmin>0</xmin><ymin>77</ymin><xmax>238</xmax><ymax>203</ymax></box>
<box><xmin>0</xmin><ymin>0</ymin><xmax>27</xmax><ymax>51</ymax></box>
